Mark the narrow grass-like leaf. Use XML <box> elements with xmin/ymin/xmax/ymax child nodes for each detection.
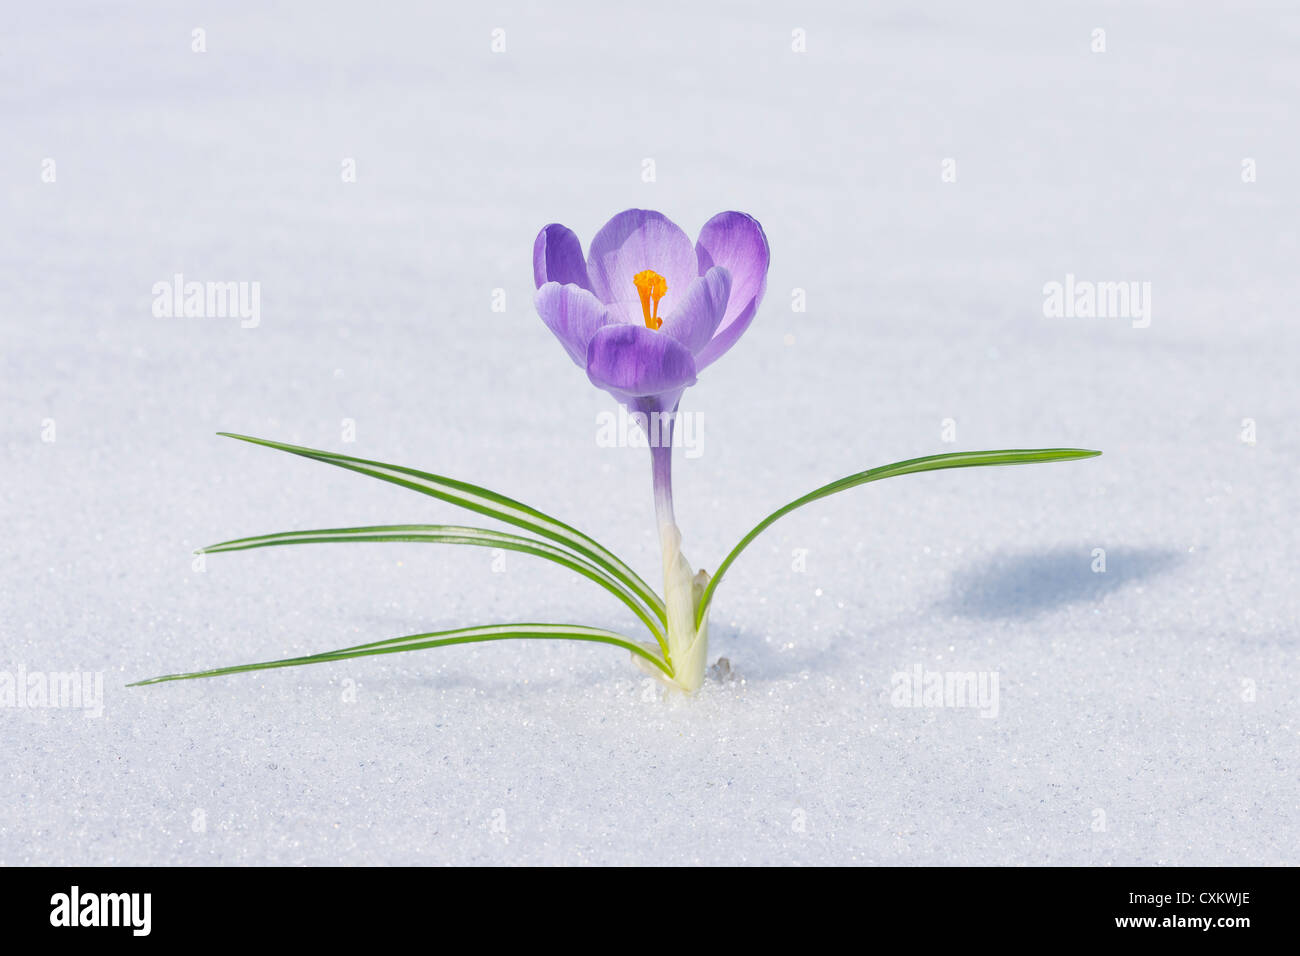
<box><xmin>129</xmin><ymin>623</ymin><xmax>672</xmax><ymax>686</ymax></box>
<box><xmin>217</xmin><ymin>433</ymin><xmax>666</xmax><ymax>624</ymax></box>
<box><xmin>202</xmin><ymin>524</ymin><xmax>666</xmax><ymax>652</ymax></box>
<box><xmin>697</xmin><ymin>448</ymin><xmax>1102</xmax><ymax>626</ymax></box>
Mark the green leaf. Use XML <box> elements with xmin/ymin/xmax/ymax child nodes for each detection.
<box><xmin>202</xmin><ymin>524</ymin><xmax>666</xmax><ymax>653</ymax></box>
<box><xmin>217</xmin><ymin>433</ymin><xmax>665</xmax><ymax>624</ymax></box>
<box><xmin>129</xmin><ymin>623</ymin><xmax>672</xmax><ymax>686</ymax></box>
<box><xmin>697</xmin><ymin>448</ymin><xmax>1101</xmax><ymax>625</ymax></box>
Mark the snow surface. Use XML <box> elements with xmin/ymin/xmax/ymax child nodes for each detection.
<box><xmin>2</xmin><ymin>1</ymin><xmax>1297</xmax><ymax>865</ymax></box>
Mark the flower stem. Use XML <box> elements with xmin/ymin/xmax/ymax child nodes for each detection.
<box><xmin>644</xmin><ymin>404</ymin><xmax>706</xmax><ymax>691</ymax></box>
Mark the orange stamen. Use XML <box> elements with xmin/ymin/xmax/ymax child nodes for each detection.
<box><xmin>633</xmin><ymin>269</ymin><xmax>667</xmax><ymax>330</ymax></box>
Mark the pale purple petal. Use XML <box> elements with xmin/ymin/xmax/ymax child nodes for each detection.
<box><xmin>693</xmin><ymin>211</ymin><xmax>769</xmax><ymax>368</ymax></box>
<box><xmin>585</xmin><ymin>323</ymin><xmax>697</xmax><ymax>402</ymax></box>
<box><xmin>659</xmin><ymin>266</ymin><xmax>731</xmax><ymax>356</ymax></box>
<box><xmin>533</xmin><ymin>223</ymin><xmax>591</xmax><ymax>291</ymax></box>
<box><xmin>586</xmin><ymin>210</ymin><xmax>698</xmax><ymax>319</ymax></box>
<box><xmin>534</xmin><ymin>282</ymin><xmax>610</xmax><ymax>367</ymax></box>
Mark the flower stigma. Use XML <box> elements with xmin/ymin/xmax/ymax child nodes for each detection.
<box><xmin>633</xmin><ymin>269</ymin><xmax>668</xmax><ymax>330</ymax></box>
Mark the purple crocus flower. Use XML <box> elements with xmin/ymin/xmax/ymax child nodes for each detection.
<box><xmin>532</xmin><ymin>209</ymin><xmax>769</xmax><ymax>413</ymax></box>
<box><xmin>531</xmin><ymin>209</ymin><xmax>769</xmax><ymax>692</ymax></box>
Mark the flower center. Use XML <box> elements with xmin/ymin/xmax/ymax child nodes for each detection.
<box><xmin>633</xmin><ymin>270</ymin><xmax>667</xmax><ymax>330</ymax></box>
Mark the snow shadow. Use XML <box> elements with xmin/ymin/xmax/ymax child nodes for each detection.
<box><xmin>941</xmin><ymin>546</ymin><xmax>1182</xmax><ymax>620</ymax></box>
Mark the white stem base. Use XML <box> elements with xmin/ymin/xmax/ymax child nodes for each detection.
<box><xmin>655</xmin><ymin>521</ymin><xmax>708</xmax><ymax>693</ymax></box>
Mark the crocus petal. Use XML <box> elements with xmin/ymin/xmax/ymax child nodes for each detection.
<box><xmin>585</xmin><ymin>323</ymin><xmax>697</xmax><ymax>402</ymax></box>
<box><xmin>693</xmin><ymin>211</ymin><xmax>770</xmax><ymax>368</ymax></box>
<box><xmin>586</xmin><ymin>210</ymin><xmax>698</xmax><ymax>320</ymax></box>
<box><xmin>533</xmin><ymin>223</ymin><xmax>591</xmax><ymax>291</ymax></box>
<box><xmin>659</xmin><ymin>266</ymin><xmax>732</xmax><ymax>356</ymax></box>
<box><xmin>534</xmin><ymin>282</ymin><xmax>611</xmax><ymax>367</ymax></box>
